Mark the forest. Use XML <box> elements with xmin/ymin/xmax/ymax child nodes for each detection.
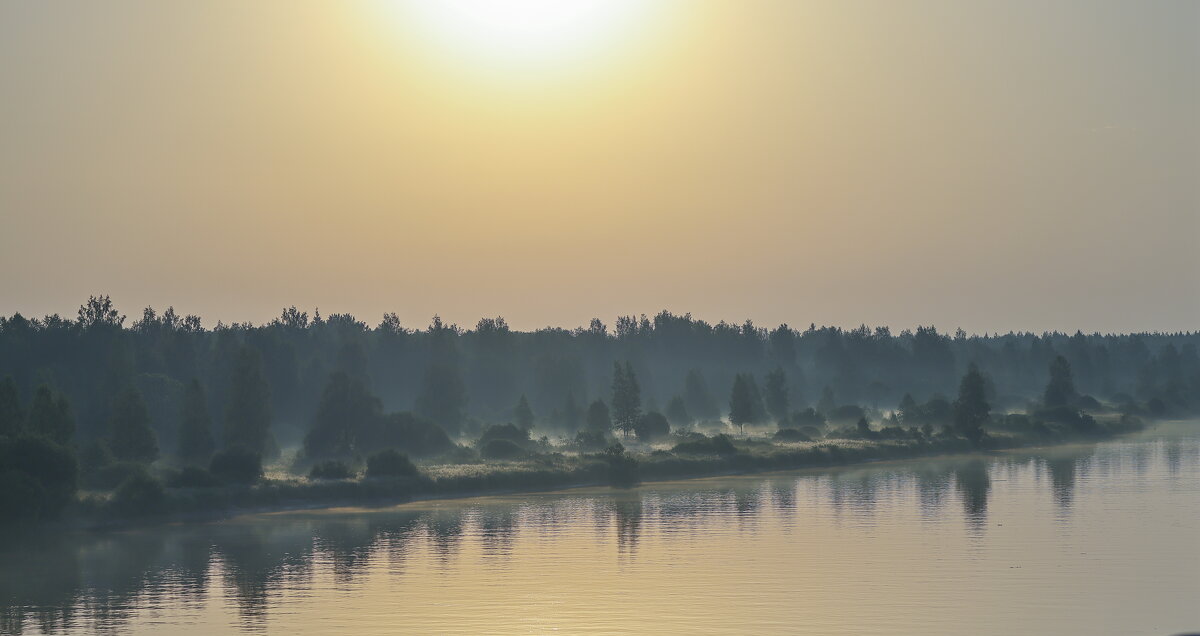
<box><xmin>1</xmin><ymin>295</ymin><xmax>1198</xmax><ymax>524</ymax></box>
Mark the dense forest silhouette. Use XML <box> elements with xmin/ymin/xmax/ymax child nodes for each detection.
<box><xmin>1</xmin><ymin>295</ymin><xmax>1198</xmax><ymax>523</ymax></box>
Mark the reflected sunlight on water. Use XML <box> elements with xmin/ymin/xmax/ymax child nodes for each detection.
<box><xmin>2</xmin><ymin>427</ymin><xmax>1198</xmax><ymax>635</ymax></box>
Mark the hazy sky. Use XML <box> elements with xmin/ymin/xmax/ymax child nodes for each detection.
<box><xmin>1</xmin><ymin>0</ymin><xmax>1196</xmax><ymax>334</ymax></box>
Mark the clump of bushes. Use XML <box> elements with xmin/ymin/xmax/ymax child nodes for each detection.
<box><xmin>480</xmin><ymin>438</ymin><xmax>525</xmax><ymax>460</ymax></box>
<box><xmin>602</xmin><ymin>444</ymin><xmax>639</xmax><ymax>488</ymax></box>
<box><xmin>573</xmin><ymin>430</ymin><xmax>609</xmax><ymax>451</ymax></box>
<box><xmin>309</xmin><ymin>460</ymin><xmax>354</xmax><ymax>480</ymax></box>
<box><xmin>89</xmin><ymin>460</ymin><xmax>148</xmax><ymax>490</ymax></box>
<box><xmin>366</xmin><ymin>449</ymin><xmax>419</xmax><ymax>478</ymax></box>
<box><xmin>634</xmin><ymin>412</ymin><xmax>671</xmax><ymax>442</ymax></box>
<box><xmin>671</xmin><ymin>433</ymin><xmax>737</xmax><ymax>456</ymax></box>
<box><xmin>209</xmin><ymin>446</ymin><xmax>263</xmax><ymax>484</ymax></box>
<box><xmin>477</xmin><ymin>423</ymin><xmax>531</xmax><ymax>448</ymax></box>
<box><xmin>166</xmin><ymin>466</ymin><xmax>222</xmax><ymax>488</ymax></box>
<box><xmin>107</xmin><ymin>468</ymin><xmax>167</xmax><ymax>517</ymax></box>
<box><xmin>773</xmin><ymin>428</ymin><xmax>811</xmax><ymax>442</ymax></box>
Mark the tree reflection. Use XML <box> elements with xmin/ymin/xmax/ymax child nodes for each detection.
<box><xmin>1044</xmin><ymin>457</ymin><xmax>1077</xmax><ymax>510</ymax></box>
<box><xmin>953</xmin><ymin>460</ymin><xmax>991</xmax><ymax>532</ymax></box>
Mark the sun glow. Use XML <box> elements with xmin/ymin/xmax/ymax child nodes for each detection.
<box><xmin>396</xmin><ymin>0</ymin><xmax>653</xmax><ymax>69</ymax></box>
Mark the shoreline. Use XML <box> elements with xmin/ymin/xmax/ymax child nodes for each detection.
<box><xmin>63</xmin><ymin>420</ymin><xmax>1188</xmax><ymax>532</ymax></box>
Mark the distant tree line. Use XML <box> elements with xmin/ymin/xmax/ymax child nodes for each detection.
<box><xmin>1</xmin><ymin>296</ymin><xmax>1198</xmax><ymax>521</ymax></box>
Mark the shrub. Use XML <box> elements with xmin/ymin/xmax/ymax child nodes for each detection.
<box><xmin>671</xmin><ymin>433</ymin><xmax>736</xmax><ymax>456</ymax></box>
<box><xmin>480</xmin><ymin>438</ymin><xmax>525</xmax><ymax>460</ymax></box>
<box><xmin>366</xmin><ymin>449</ymin><xmax>419</xmax><ymax>478</ymax></box>
<box><xmin>603</xmin><ymin>444</ymin><xmax>639</xmax><ymax>488</ymax></box>
<box><xmin>791</xmin><ymin>408</ymin><xmax>826</xmax><ymax>428</ymax></box>
<box><xmin>108</xmin><ymin>468</ymin><xmax>167</xmax><ymax>517</ymax></box>
<box><xmin>773</xmin><ymin>428</ymin><xmax>811</xmax><ymax>442</ymax></box>
<box><xmin>309</xmin><ymin>460</ymin><xmax>354</xmax><ymax>480</ymax></box>
<box><xmin>90</xmin><ymin>461</ymin><xmax>149</xmax><ymax>490</ymax></box>
<box><xmin>634</xmin><ymin>412</ymin><xmax>671</xmax><ymax>442</ymax></box>
<box><xmin>209</xmin><ymin>446</ymin><xmax>263</xmax><ymax>484</ymax></box>
<box><xmin>0</xmin><ymin>435</ymin><xmax>78</xmax><ymax>520</ymax></box>
<box><xmin>573</xmin><ymin>430</ymin><xmax>609</xmax><ymax>451</ymax></box>
<box><xmin>799</xmin><ymin>425</ymin><xmax>823</xmax><ymax>439</ymax></box>
<box><xmin>478</xmin><ymin>423</ymin><xmax>531</xmax><ymax>448</ymax></box>
<box><xmin>166</xmin><ymin>466</ymin><xmax>222</xmax><ymax>488</ymax></box>
<box><xmin>366</xmin><ymin>412</ymin><xmax>455</xmax><ymax>458</ymax></box>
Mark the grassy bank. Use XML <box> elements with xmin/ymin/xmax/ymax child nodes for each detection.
<box><xmin>60</xmin><ymin>414</ymin><xmax>1153</xmax><ymax>529</ymax></box>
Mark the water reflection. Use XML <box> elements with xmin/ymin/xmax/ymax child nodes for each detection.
<box><xmin>1</xmin><ymin>432</ymin><xmax>1196</xmax><ymax>635</ymax></box>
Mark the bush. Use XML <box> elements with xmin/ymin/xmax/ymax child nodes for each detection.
<box><xmin>478</xmin><ymin>423</ymin><xmax>531</xmax><ymax>448</ymax></box>
<box><xmin>480</xmin><ymin>438</ymin><xmax>525</xmax><ymax>460</ymax></box>
<box><xmin>108</xmin><ymin>468</ymin><xmax>167</xmax><ymax>517</ymax></box>
<box><xmin>634</xmin><ymin>412</ymin><xmax>671</xmax><ymax>442</ymax></box>
<box><xmin>0</xmin><ymin>435</ymin><xmax>78</xmax><ymax>522</ymax></box>
<box><xmin>366</xmin><ymin>449</ymin><xmax>419</xmax><ymax>478</ymax></box>
<box><xmin>367</xmin><ymin>412</ymin><xmax>455</xmax><ymax>458</ymax></box>
<box><xmin>799</xmin><ymin>425</ymin><xmax>823</xmax><ymax>439</ymax></box>
<box><xmin>309</xmin><ymin>460</ymin><xmax>354</xmax><ymax>480</ymax></box>
<box><xmin>827</xmin><ymin>404</ymin><xmax>866</xmax><ymax>425</ymax></box>
<box><xmin>573</xmin><ymin>430</ymin><xmax>609</xmax><ymax>451</ymax></box>
<box><xmin>209</xmin><ymin>446</ymin><xmax>263</xmax><ymax>484</ymax></box>
<box><xmin>773</xmin><ymin>428</ymin><xmax>811</xmax><ymax>442</ymax></box>
<box><xmin>791</xmin><ymin>408</ymin><xmax>826</xmax><ymax>428</ymax></box>
<box><xmin>603</xmin><ymin>444</ymin><xmax>639</xmax><ymax>488</ymax></box>
<box><xmin>90</xmin><ymin>461</ymin><xmax>149</xmax><ymax>490</ymax></box>
<box><xmin>671</xmin><ymin>433</ymin><xmax>737</xmax><ymax>456</ymax></box>
<box><xmin>166</xmin><ymin>466</ymin><xmax>222</xmax><ymax>488</ymax></box>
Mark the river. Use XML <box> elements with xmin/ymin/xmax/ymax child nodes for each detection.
<box><xmin>2</xmin><ymin>424</ymin><xmax>1197</xmax><ymax>635</ymax></box>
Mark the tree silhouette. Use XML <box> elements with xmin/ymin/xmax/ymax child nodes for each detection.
<box><xmin>729</xmin><ymin>374</ymin><xmax>754</xmax><ymax>434</ymax></box>
<box><xmin>513</xmin><ymin>394</ymin><xmax>535</xmax><ymax>431</ymax></box>
<box><xmin>224</xmin><ymin>347</ymin><xmax>273</xmax><ymax>456</ymax></box>
<box><xmin>764</xmin><ymin>367</ymin><xmax>789</xmax><ymax>424</ymax></box>
<box><xmin>108</xmin><ymin>387</ymin><xmax>159</xmax><ymax>462</ymax></box>
<box><xmin>176</xmin><ymin>379</ymin><xmax>214</xmax><ymax>465</ymax></box>
<box><xmin>1044</xmin><ymin>355</ymin><xmax>1077</xmax><ymax>407</ymax></box>
<box><xmin>611</xmin><ymin>362</ymin><xmax>642</xmax><ymax>439</ymax></box>
<box><xmin>28</xmin><ymin>385</ymin><xmax>74</xmax><ymax>446</ymax></box>
<box><xmin>953</xmin><ymin>364</ymin><xmax>990</xmax><ymax>445</ymax></box>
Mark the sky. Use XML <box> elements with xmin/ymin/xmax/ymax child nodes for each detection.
<box><xmin>1</xmin><ymin>0</ymin><xmax>1197</xmax><ymax>334</ymax></box>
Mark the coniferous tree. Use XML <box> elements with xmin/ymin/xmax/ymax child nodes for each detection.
<box><xmin>665</xmin><ymin>395</ymin><xmax>691</xmax><ymax>428</ymax></box>
<box><xmin>729</xmin><ymin>374</ymin><xmax>754</xmax><ymax>433</ymax></box>
<box><xmin>744</xmin><ymin>374</ymin><xmax>768</xmax><ymax>423</ymax></box>
<box><xmin>585</xmin><ymin>399</ymin><xmax>611</xmax><ymax>434</ymax></box>
<box><xmin>27</xmin><ymin>385</ymin><xmax>74</xmax><ymax>446</ymax></box>
<box><xmin>0</xmin><ymin>376</ymin><xmax>25</xmax><ymax>438</ymax></box>
<box><xmin>108</xmin><ymin>387</ymin><xmax>158</xmax><ymax>462</ymax></box>
<box><xmin>513</xmin><ymin>394</ymin><xmax>535</xmax><ymax>431</ymax></box>
<box><xmin>176</xmin><ymin>379</ymin><xmax>215</xmax><ymax>465</ymax></box>
<box><xmin>304</xmin><ymin>371</ymin><xmax>382</xmax><ymax>459</ymax></box>
<box><xmin>953</xmin><ymin>364</ymin><xmax>990</xmax><ymax>445</ymax></box>
<box><xmin>817</xmin><ymin>386</ymin><xmax>837</xmax><ymax>416</ymax></box>
<box><xmin>764</xmin><ymin>367</ymin><xmax>789</xmax><ymax>424</ymax></box>
<box><xmin>415</xmin><ymin>361</ymin><xmax>468</xmax><ymax>437</ymax></box>
<box><xmin>611</xmin><ymin>361</ymin><xmax>642</xmax><ymax>438</ymax></box>
<box><xmin>563</xmin><ymin>392</ymin><xmax>583</xmax><ymax>432</ymax></box>
<box><xmin>225</xmin><ymin>346</ymin><xmax>274</xmax><ymax>455</ymax></box>
<box><xmin>1044</xmin><ymin>356</ymin><xmax>1077</xmax><ymax>408</ymax></box>
<box><xmin>683</xmin><ymin>369</ymin><xmax>719</xmax><ymax>421</ymax></box>
<box><xmin>897</xmin><ymin>393</ymin><xmax>919</xmax><ymax>425</ymax></box>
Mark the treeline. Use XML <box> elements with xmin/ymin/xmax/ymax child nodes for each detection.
<box><xmin>1</xmin><ymin>296</ymin><xmax>1198</xmax><ymax>521</ymax></box>
<box><xmin>3</xmin><ymin>297</ymin><xmax>1197</xmax><ymax>440</ymax></box>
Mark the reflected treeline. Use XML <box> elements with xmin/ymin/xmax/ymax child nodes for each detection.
<box><xmin>3</xmin><ymin>436</ymin><xmax>1193</xmax><ymax>635</ymax></box>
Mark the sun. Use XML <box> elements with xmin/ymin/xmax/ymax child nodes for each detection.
<box><xmin>395</xmin><ymin>0</ymin><xmax>653</xmax><ymax>69</ymax></box>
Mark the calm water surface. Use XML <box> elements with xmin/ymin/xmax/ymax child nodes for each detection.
<box><xmin>3</xmin><ymin>425</ymin><xmax>1198</xmax><ymax>635</ymax></box>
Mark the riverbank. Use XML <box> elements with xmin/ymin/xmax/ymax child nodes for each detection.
<box><xmin>57</xmin><ymin>415</ymin><xmax>1161</xmax><ymax>530</ymax></box>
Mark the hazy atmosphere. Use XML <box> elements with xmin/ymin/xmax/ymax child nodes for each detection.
<box><xmin>2</xmin><ymin>0</ymin><xmax>1197</xmax><ymax>333</ymax></box>
<box><xmin>1</xmin><ymin>2</ymin><xmax>1197</xmax><ymax>635</ymax></box>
